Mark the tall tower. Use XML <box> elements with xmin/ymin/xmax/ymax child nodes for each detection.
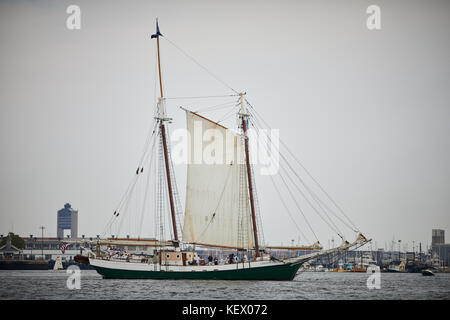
<box><xmin>432</xmin><ymin>229</ymin><xmax>445</xmax><ymax>246</ymax></box>
<box><xmin>57</xmin><ymin>203</ymin><xmax>78</xmax><ymax>238</ymax></box>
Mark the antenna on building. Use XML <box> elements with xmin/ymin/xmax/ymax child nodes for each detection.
<box><xmin>39</xmin><ymin>226</ymin><xmax>45</xmax><ymax>259</ymax></box>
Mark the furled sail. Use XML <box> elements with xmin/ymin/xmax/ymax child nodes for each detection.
<box><xmin>182</xmin><ymin>110</ymin><xmax>254</xmax><ymax>249</ymax></box>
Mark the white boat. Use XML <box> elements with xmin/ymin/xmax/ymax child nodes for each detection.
<box><xmin>53</xmin><ymin>256</ymin><xmax>63</xmax><ymax>270</ymax></box>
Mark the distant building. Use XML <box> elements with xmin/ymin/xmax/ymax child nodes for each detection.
<box><xmin>431</xmin><ymin>229</ymin><xmax>450</xmax><ymax>266</ymax></box>
<box><xmin>23</xmin><ymin>237</ymin><xmax>85</xmax><ymax>261</ymax></box>
<box><xmin>57</xmin><ymin>203</ymin><xmax>78</xmax><ymax>238</ymax></box>
<box><xmin>376</xmin><ymin>248</ymin><xmax>385</xmax><ymax>265</ymax></box>
<box><xmin>432</xmin><ymin>229</ymin><xmax>445</xmax><ymax>245</ymax></box>
<box><xmin>406</xmin><ymin>252</ymin><xmax>415</xmax><ymax>261</ymax></box>
<box><xmin>21</xmin><ymin>236</ymin><xmax>157</xmax><ymax>261</ymax></box>
<box><xmin>0</xmin><ymin>234</ymin><xmax>22</xmax><ymax>259</ymax></box>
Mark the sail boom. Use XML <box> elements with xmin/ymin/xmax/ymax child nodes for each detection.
<box><xmin>265</xmin><ymin>245</ymin><xmax>322</xmax><ymax>251</ymax></box>
<box><xmin>81</xmin><ymin>239</ymin><xmax>174</xmax><ymax>247</ymax></box>
<box><xmin>188</xmin><ymin>242</ymin><xmax>255</xmax><ymax>250</ymax></box>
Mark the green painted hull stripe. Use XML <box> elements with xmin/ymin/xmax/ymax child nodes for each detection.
<box><xmin>93</xmin><ymin>262</ymin><xmax>303</xmax><ymax>281</ymax></box>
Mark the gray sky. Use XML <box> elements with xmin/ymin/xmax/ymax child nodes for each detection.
<box><xmin>1</xmin><ymin>0</ymin><xmax>449</xmax><ymax>250</ymax></box>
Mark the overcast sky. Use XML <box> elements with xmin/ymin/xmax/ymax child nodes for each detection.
<box><xmin>1</xmin><ymin>0</ymin><xmax>449</xmax><ymax>251</ymax></box>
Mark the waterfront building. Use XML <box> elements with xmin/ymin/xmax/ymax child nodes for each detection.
<box><xmin>20</xmin><ymin>236</ymin><xmax>158</xmax><ymax>261</ymax></box>
<box><xmin>431</xmin><ymin>229</ymin><xmax>450</xmax><ymax>267</ymax></box>
<box><xmin>432</xmin><ymin>229</ymin><xmax>445</xmax><ymax>245</ymax></box>
<box><xmin>376</xmin><ymin>248</ymin><xmax>385</xmax><ymax>265</ymax></box>
<box><xmin>0</xmin><ymin>234</ymin><xmax>22</xmax><ymax>259</ymax></box>
<box><xmin>57</xmin><ymin>203</ymin><xmax>78</xmax><ymax>238</ymax></box>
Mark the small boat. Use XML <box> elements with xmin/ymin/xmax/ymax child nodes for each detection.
<box><xmin>74</xmin><ymin>254</ymin><xmax>89</xmax><ymax>265</ymax></box>
<box><xmin>53</xmin><ymin>256</ymin><xmax>64</xmax><ymax>270</ymax></box>
<box><xmin>386</xmin><ymin>261</ymin><xmax>406</xmax><ymax>273</ymax></box>
<box><xmin>422</xmin><ymin>269</ymin><xmax>435</xmax><ymax>276</ymax></box>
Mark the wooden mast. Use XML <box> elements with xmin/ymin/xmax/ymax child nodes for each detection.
<box><xmin>153</xmin><ymin>20</ymin><xmax>179</xmax><ymax>244</ymax></box>
<box><xmin>156</xmin><ymin>35</ymin><xmax>164</xmax><ymax>98</ymax></box>
<box><xmin>239</xmin><ymin>93</ymin><xmax>260</xmax><ymax>258</ymax></box>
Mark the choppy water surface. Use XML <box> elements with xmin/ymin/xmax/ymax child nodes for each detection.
<box><xmin>0</xmin><ymin>270</ymin><xmax>449</xmax><ymax>300</ymax></box>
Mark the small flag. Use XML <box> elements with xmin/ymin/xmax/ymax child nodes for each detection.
<box><xmin>61</xmin><ymin>243</ymin><xmax>71</xmax><ymax>254</ymax></box>
<box><xmin>151</xmin><ymin>19</ymin><xmax>163</xmax><ymax>38</ymax></box>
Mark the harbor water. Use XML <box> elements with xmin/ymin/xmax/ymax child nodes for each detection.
<box><xmin>0</xmin><ymin>270</ymin><xmax>449</xmax><ymax>300</ymax></box>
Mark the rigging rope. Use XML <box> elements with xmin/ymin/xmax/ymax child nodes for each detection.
<box><xmin>165</xmin><ymin>94</ymin><xmax>240</xmax><ymax>100</ymax></box>
<box><xmin>246</xmin><ymin>102</ymin><xmax>360</xmax><ymax>234</ymax></box>
<box><xmin>138</xmin><ymin>126</ymin><xmax>159</xmax><ymax>236</ymax></box>
<box><xmin>269</xmin><ymin>173</ymin><xmax>311</xmax><ymax>244</ymax></box>
<box><xmin>164</xmin><ymin>124</ymin><xmax>185</xmax><ymax>236</ymax></box>
<box><xmin>193</xmin><ymin>100</ymin><xmax>236</xmax><ymax>113</ymax></box>
<box><xmin>252</xmin><ymin>118</ymin><xmax>345</xmax><ymax>236</ymax></box>
<box><xmin>162</xmin><ymin>36</ymin><xmax>239</xmax><ymax>95</ymax></box>
<box><xmin>247</xmin><ymin>119</ymin><xmax>320</xmax><ymax>243</ymax></box>
<box><xmin>216</xmin><ymin>105</ymin><xmax>240</xmax><ymax>124</ymax></box>
<box><xmin>246</xmin><ymin>99</ymin><xmax>360</xmax><ymax>233</ymax></box>
<box><xmin>248</xmin><ymin>114</ymin><xmax>346</xmax><ymax>239</ymax></box>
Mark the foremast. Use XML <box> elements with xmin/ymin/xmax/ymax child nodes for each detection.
<box><xmin>238</xmin><ymin>93</ymin><xmax>260</xmax><ymax>258</ymax></box>
<box><xmin>152</xmin><ymin>19</ymin><xmax>179</xmax><ymax>245</ymax></box>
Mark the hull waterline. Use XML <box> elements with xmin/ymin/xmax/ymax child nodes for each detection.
<box><xmin>90</xmin><ymin>259</ymin><xmax>303</xmax><ymax>281</ymax></box>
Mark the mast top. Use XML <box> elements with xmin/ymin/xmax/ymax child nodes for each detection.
<box><xmin>151</xmin><ymin>18</ymin><xmax>163</xmax><ymax>39</ymax></box>
<box><xmin>152</xmin><ymin>19</ymin><xmax>165</xmax><ymax>99</ymax></box>
<box><xmin>238</xmin><ymin>92</ymin><xmax>248</xmax><ymax>117</ymax></box>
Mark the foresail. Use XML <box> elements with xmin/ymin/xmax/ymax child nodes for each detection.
<box><xmin>182</xmin><ymin>110</ymin><xmax>254</xmax><ymax>249</ymax></box>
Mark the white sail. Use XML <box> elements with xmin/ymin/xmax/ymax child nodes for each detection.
<box><xmin>182</xmin><ymin>110</ymin><xmax>254</xmax><ymax>248</ymax></box>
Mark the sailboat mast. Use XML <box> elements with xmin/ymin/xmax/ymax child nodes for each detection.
<box><xmin>156</xmin><ymin>36</ymin><xmax>164</xmax><ymax>98</ymax></box>
<box><xmin>239</xmin><ymin>93</ymin><xmax>260</xmax><ymax>258</ymax></box>
<box><xmin>153</xmin><ymin>20</ymin><xmax>179</xmax><ymax>244</ymax></box>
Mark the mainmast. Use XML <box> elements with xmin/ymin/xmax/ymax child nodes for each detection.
<box><xmin>152</xmin><ymin>20</ymin><xmax>179</xmax><ymax>245</ymax></box>
<box><xmin>239</xmin><ymin>93</ymin><xmax>260</xmax><ymax>258</ymax></box>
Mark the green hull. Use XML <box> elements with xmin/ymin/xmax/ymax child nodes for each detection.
<box><xmin>92</xmin><ymin>262</ymin><xmax>303</xmax><ymax>281</ymax></box>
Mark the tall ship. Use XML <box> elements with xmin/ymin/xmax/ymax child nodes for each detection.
<box><xmin>80</xmin><ymin>20</ymin><xmax>370</xmax><ymax>280</ymax></box>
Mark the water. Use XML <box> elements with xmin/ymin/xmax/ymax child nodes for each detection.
<box><xmin>0</xmin><ymin>270</ymin><xmax>449</xmax><ymax>300</ymax></box>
